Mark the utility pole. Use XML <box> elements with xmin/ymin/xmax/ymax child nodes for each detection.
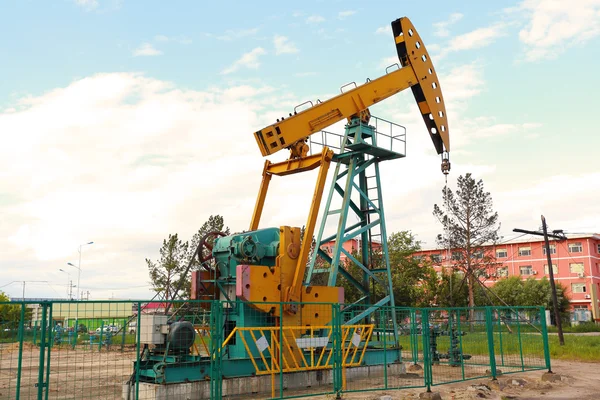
<box><xmin>19</xmin><ymin>281</ymin><xmax>49</xmax><ymax>301</ymax></box>
<box><xmin>514</xmin><ymin>215</ymin><xmax>566</xmax><ymax>346</ymax></box>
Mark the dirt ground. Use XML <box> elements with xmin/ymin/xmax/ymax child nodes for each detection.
<box><xmin>1</xmin><ymin>343</ymin><xmax>599</xmax><ymax>399</ymax></box>
<box><xmin>314</xmin><ymin>360</ymin><xmax>600</xmax><ymax>400</ymax></box>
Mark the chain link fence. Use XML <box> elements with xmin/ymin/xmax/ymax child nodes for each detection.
<box><xmin>0</xmin><ymin>301</ymin><xmax>550</xmax><ymax>399</ymax></box>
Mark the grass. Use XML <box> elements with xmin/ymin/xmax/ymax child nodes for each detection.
<box><xmin>548</xmin><ymin>322</ymin><xmax>600</xmax><ymax>333</ymax></box>
<box><xmin>377</xmin><ymin>330</ymin><xmax>600</xmax><ymax>363</ymax></box>
<box><xmin>548</xmin><ymin>335</ymin><xmax>600</xmax><ymax>362</ymax></box>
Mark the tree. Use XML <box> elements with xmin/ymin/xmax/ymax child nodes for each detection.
<box><xmin>422</xmin><ymin>271</ymin><xmax>469</xmax><ymax>307</ymax></box>
<box><xmin>336</xmin><ymin>231</ymin><xmax>437</xmax><ymax>307</ymax></box>
<box><xmin>491</xmin><ymin>276</ymin><xmax>570</xmax><ymax>323</ymax></box>
<box><xmin>147</xmin><ymin>234</ymin><xmax>190</xmax><ymax>300</ymax></box>
<box><xmin>433</xmin><ymin>173</ymin><xmax>500</xmax><ymax>320</ymax></box>
<box><xmin>0</xmin><ymin>291</ymin><xmax>25</xmax><ymax>329</ymax></box>
<box><xmin>147</xmin><ymin>215</ymin><xmax>230</xmax><ymax>301</ymax></box>
<box><xmin>189</xmin><ymin>215</ymin><xmax>230</xmax><ymax>269</ymax></box>
<box><xmin>387</xmin><ymin>231</ymin><xmax>436</xmax><ymax>307</ymax></box>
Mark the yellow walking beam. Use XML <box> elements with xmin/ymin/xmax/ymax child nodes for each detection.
<box><xmin>253</xmin><ymin>17</ymin><xmax>450</xmax><ymax>158</ymax></box>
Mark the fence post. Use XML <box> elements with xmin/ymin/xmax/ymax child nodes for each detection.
<box><xmin>516</xmin><ymin>308</ymin><xmax>525</xmax><ymax>371</ymax></box>
<box><xmin>210</xmin><ymin>301</ymin><xmax>223</xmax><ymax>400</ymax></box>
<box><xmin>15</xmin><ymin>303</ymin><xmax>26</xmax><ymax>400</ymax></box>
<box><xmin>383</xmin><ymin>307</ymin><xmax>388</xmax><ymax>390</ymax></box>
<box><xmin>332</xmin><ymin>303</ymin><xmax>342</xmax><ymax>399</ymax></box>
<box><xmin>134</xmin><ymin>302</ymin><xmax>141</xmax><ymax>400</ymax></box>
<box><xmin>485</xmin><ymin>307</ymin><xmax>497</xmax><ymax>380</ymax></box>
<box><xmin>121</xmin><ymin>318</ymin><xmax>126</xmax><ymax>352</ymax></box>
<box><xmin>44</xmin><ymin>304</ymin><xmax>53</xmax><ymax>400</ymax></box>
<box><xmin>410</xmin><ymin>309</ymin><xmax>418</xmax><ymax>365</ymax></box>
<box><xmin>539</xmin><ymin>307</ymin><xmax>552</xmax><ymax>372</ymax></box>
<box><xmin>497</xmin><ymin>310</ymin><xmax>505</xmax><ymax>367</ymax></box>
<box><xmin>279</xmin><ymin>303</ymin><xmax>284</xmax><ymax>399</ymax></box>
<box><xmin>36</xmin><ymin>302</ymin><xmax>49</xmax><ymax>399</ymax></box>
<box><xmin>421</xmin><ymin>310</ymin><xmax>432</xmax><ymax>391</ymax></box>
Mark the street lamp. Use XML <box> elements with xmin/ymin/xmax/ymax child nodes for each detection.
<box><xmin>68</xmin><ymin>241</ymin><xmax>93</xmax><ymax>300</ymax></box>
<box><xmin>59</xmin><ymin>269</ymin><xmax>73</xmax><ymax>300</ymax></box>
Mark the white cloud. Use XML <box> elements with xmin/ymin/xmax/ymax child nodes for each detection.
<box><xmin>375</xmin><ymin>25</ymin><xmax>392</xmax><ymax>35</ymax></box>
<box><xmin>154</xmin><ymin>35</ymin><xmax>192</xmax><ymax>44</ymax></box>
<box><xmin>338</xmin><ymin>10</ymin><xmax>356</xmax><ymax>19</ymax></box>
<box><xmin>221</xmin><ymin>47</ymin><xmax>267</xmax><ymax>75</ymax></box>
<box><xmin>513</xmin><ymin>0</ymin><xmax>600</xmax><ymax>61</ymax></box>
<box><xmin>294</xmin><ymin>72</ymin><xmax>317</xmax><ymax>77</ymax></box>
<box><xmin>433</xmin><ymin>13</ymin><xmax>464</xmax><ymax>37</ymax></box>
<box><xmin>436</xmin><ymin>23</ymin><xmax>507</xmax><ymax>59</ymax></box>
<box><xmin>306</xmin><ymin>15</ymin><xmax>325</xmax><ymax>24</ymax></box>
<box><xmin>0</xmin><ymin>73</ymin><xmax>303</xmax><ymax>299</ymax></box>
<box><xmin>378</xmin><ymin>56</ymin><xmax>399</xmax><ymax>69</ymax></box>
<box><xmin>133</xmin><ymin>43</ymin><xmax>162</xmax><ymax>57</ymax></box>
<box><xmin>74</xmin><ymin>0</ymin><xmax>98</xmax><ymax>10</ymax></box>
<box><xmin>216</xmin><ymin>28</ymin><xmax>259</xmax><ymax>41</ymax></box>
<box><xmin>1</xmin><ymin>66</ymin><xmax>594</xmax><ymax>301</ymax></box>
<box><xmin>452</xmin><ymin>24</ymin><xmax>506</xmax><ymax>51</ymax></box>
<box><xmin>273</xmin><ymin>35</ymin><xmax>299</xmax><ymax>55</ymax></box>
<box><xmin>495</xmin><ymin>172</ymin><xmax>600</xmax><ymax>236</ymax></box>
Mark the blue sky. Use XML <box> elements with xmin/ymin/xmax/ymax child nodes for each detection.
<box><xmin>1</xmin><ymin>0</ymin><xmax>599</xmax><ymax>299</ymax></box>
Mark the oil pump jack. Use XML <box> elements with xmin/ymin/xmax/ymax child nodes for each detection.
<box><xmin>132</xmin><ymin>16</ymin><xmax>450</xmax><ymax>387</ymax></box>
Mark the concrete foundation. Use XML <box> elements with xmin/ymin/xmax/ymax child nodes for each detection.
<box><xmin>122</xmin><ymin>363</ymin><xmax>406</xmax><ymax>399</ymax></box>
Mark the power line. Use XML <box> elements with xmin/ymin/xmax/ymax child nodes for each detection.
<box><xmin>0</xmin><ymin>281</ymin><xmax>18</xmax><ymax>289</ymax></box>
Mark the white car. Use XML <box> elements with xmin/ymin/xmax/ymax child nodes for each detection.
<box><xmin>95</xmin><ymin>325</ymin><xmax>119</xmax><ymax>334</ymax></box>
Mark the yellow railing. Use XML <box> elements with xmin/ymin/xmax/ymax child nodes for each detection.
<box><xmin>221</xmin><ymin>324</ymin><xmax>374</xmax><ymax>375</ymax></box>
<box><xmin>191</xmin><ymin>325</ymin><xmax>210</xmax><ymax>356</ymax></box>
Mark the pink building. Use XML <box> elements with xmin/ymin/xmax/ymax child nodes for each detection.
<box><xmin>321</xmin><ymin>238</ymin><xmax>382</xmax><ymax>262</ymax></box>
<box><xmin>412</xmin><ymin>234</ymin><xmax>600</xmax><ymax>320</ymax></box>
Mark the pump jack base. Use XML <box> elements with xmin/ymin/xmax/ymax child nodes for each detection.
<box><xmin>123</xmin><ymin>363</ymin><xmax>407</xmax><ymax>400</ymax></box>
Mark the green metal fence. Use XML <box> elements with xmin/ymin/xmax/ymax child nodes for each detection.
<box><xmin>0</xmin><ymin>301</ymin><xmax>550</xmax><ymax>399</ymax></box>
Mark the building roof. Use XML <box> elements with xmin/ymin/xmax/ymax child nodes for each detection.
<box><xmin>417</xmin><ymin>233</ymin><xmax>600</xmax><ymax>252</ymax></box>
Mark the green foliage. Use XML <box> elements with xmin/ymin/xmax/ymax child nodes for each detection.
<box><xmin>549</xmin><ymin>322</ymin><xmax>600</xmax><ymax>333</ymax></box>
<box><xmin>337</xmin><ymin>231</ymin><xmax>437</xmax><ymax>307</ymax></box>
<box><xmin>387</xmin><ymin>231</ymin><xmax>436</xmax><ymax>307</ymax></box>
<box><xmin>147</xmin><ymin>233</ymin><xmax>190</xmax><ymax>300</ymax></box>
<box><xmin>147</xmin><ymin>215</ymin><xmax>229</xmax><ymax>300</ymax></box>
<box><xmin>422</xmin><ymin>271</ymin><xmax>470</xmax><ymax>307</ymax></box>
<box><xmin>491</xmin><ymin>276</ymin><xmax>570</xmax><ymax>321</ymax></box>
<box><xmin>0</xmin><ymin>292</ymin><xmax>24</xmax><ymax>329</ymax></box>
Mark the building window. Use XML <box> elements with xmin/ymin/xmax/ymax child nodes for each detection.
<box><xmin>473</xmin><ymin>250</ymin><xmax>484</xmax><ymax>259</ymax></box>
<box><xmin>568</xmin><ymin>242</ymin><xmax>583</xmax><ymax>253</ymax></box>
<box><xmin>497</xmin><ymin>267</ymin><xmax>508</xmax><ymax>277</ymax></box>
<box><xmin>520</xmin><ymin>265</ymin><xmax>533</xmax><ymax>275</ymax></box>
<box><xmin>544</xmin><ymin>264</ymin><xmax>558</xmax><ymax>275</ymax></box>
<box><xmin>571</xmin><ymin>283</ymin><xmax>587</xmax><ymax>293</ymax></box>
<box><xmin>496</xmin><ymin>249</ymin><xmax>507</xmax><ymax>258</ymax></box>
<box><xmin>542</xmin><ymin>244</ymin><xmax>556</xmax><ymax>255</ymax></box>
<box><xmin>413</xmin><ymin>255</ymin><xmax>423</xmax><ymax>262</ymax></box>
<box><xmin>451</xmin><ymin>251</ymin><xmax>463</xmax><ymax>261</ymax></box>
<box><xmin>518</xmin><ymin>246</ymin><xmax>531</xmax><ymax>256</ymax></box>
<box><xmin>431</xmin><ymin>254</ymin><xmax>442</xmax><ymax>263</ymax></box>
<box><xmin>569</xmin><ymin>263</ymin><xmax>584</xmax><ymax>274</ymax></box>
<box><xmin>597</xmin><ymin>243</ymin><xmax>600</xmax><ymax>254</ymax></box>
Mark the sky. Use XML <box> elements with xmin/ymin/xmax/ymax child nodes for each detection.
<box><xmin>1</xmin><ymin>0</ymin><xmax>599</xmax><ymax>300</ymax></box>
